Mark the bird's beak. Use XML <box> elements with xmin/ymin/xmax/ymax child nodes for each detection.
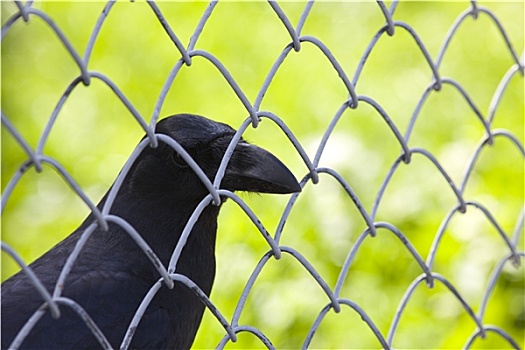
<box><xmin>222</xmin><ymin>143</ymin><xmax>301</xmax><ymax>194</ymax></box>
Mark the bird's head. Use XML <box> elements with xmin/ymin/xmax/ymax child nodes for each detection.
<box><xmin>127</xmin><ymin>114</ymin><xmax>301</xmax><ymax>203</ymax></box>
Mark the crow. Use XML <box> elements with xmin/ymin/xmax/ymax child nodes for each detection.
<box><xmin>1</xmin><ymin>114</ymin><xmax>301</xmax><ymax>349</ymax></box>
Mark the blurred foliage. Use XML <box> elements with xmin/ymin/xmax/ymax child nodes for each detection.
<box><xmin>1</xmin><ymin>1</ymin><xmax>523</xmax><ymax>349</ymax></box>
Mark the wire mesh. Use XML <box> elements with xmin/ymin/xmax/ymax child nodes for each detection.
<box><xmin>1</xmin><ymin>1</ymin><xmax>524</xmax><ymax>349</ymax></box>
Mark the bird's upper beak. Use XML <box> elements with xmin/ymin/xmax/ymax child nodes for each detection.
<box><xmin>222</xmin><ymin>142</ymin><xmax>301</xmax><ymax>194</ymax></box>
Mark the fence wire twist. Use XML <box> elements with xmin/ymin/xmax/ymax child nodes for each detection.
<box><xmin>1</xmin><ymin>1</ymin><xmax>524</xmax><ymax>349</ymax></box>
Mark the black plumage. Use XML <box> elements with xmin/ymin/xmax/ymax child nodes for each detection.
<box><xmin>1</xmin><ymin>114</ymin><xmax>301</xmax><ymax>349</ymax></box>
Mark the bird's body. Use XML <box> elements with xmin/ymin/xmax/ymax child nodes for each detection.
<box><xmin>1</xmin><ymin>114</ymin><xmax>300</xmax><ymax>349</ymax></box>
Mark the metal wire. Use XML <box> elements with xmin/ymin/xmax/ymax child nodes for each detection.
<box><xmin>1</xmin><ymin>1</ymin><xmax>523</xmax><ymax>349</ymax></box>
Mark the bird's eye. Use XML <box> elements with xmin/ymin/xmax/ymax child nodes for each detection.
<box><xmin>171</xmin><ymin>151</ymin><xmax>188</xmax><ymax>168</ymax></box>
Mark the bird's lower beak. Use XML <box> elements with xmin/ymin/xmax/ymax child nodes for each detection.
<box><xmin>222</xmin><ymin>143</ymin><xmax>301</xmax><ymax>194</ymax></box>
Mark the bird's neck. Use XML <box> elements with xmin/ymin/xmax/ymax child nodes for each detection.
<box><xmin>94</xmin><ymin>186</ymin><xmax>220</xmax><ymax>273</ymax></box>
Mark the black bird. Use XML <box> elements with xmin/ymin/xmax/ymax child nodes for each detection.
<box><xmin>1</xmin><ymin>114</ymin><xmax>301</xmax><ymax>349</ymax></box>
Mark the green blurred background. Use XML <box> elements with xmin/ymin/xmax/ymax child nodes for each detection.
<box><xmin>1</xmin><ymin>1</ymin><xmax>523</xmax><ymax>349</ymax></box>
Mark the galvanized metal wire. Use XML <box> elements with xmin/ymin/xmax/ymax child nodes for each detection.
<box><xmin>1</xmin><ymin>1</ymin><xmax>523</xmax><ymax>349</ymax></box>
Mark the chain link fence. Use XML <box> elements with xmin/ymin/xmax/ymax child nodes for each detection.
<box><xmin>1</xmin><ymin>1</ymin><xmax>524</xmax><ymax>349</ymax></box>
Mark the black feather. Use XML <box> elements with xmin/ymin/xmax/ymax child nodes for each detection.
<box><xmin>1</xmin><ymin>114</ymin><xmax>300</xmax><ymax>349</ymax></box>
